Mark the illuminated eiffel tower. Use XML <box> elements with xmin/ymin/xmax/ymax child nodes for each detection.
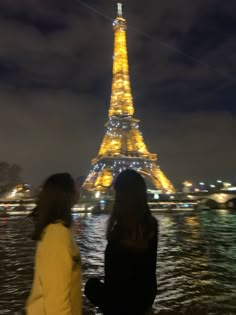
<box><xmin>83</xmin><ymin>3</ymin><xmax>175</xmax><ymax>194</ymax></box>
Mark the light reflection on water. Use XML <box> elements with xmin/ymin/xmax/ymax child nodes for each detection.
<box><xmin>0</xmin><ymin>210</ymin><xmax>236</xmax><ymax>314</ymax></box>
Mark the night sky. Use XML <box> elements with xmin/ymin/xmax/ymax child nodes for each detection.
<box><xmin>0</xmin><ymin>0</ymin><xmax>235</xmax><ymax>186</ymax></box>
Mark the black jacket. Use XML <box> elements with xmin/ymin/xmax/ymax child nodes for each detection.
<box><xmin>104</xmin><ymin>216</ymin><xmax>158</xmax><ymax>315</ymax></box>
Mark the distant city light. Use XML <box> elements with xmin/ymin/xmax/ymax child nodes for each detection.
<box><xmin>10</xmin><ymin>189</ymin><xmax>17</xmax><ymax>198</ymax></box>
<box><xmin>183</xmin><ymin>181</ymin><xmax>193</xmax><ymax>187</ymax></box>
<box><xmin>95</xmin><ymin>191</ymin><xmax>101</xmax><ymax>199</ymax></box>
<box><xmin>199</xmin><ymin>182</ymin><xmax>205</xmax><ymax>185</ymax></box>
<box><xmin>187</xmin><ymin>195</ymin><xmax>194</xmax><ymax>199</ymax></box>
<box><xmin>210</xmin><ymin>185</ymin><xmax>216</xmax><ymax>188</ymax></box>
<box><xmin>225</xmin><ymin>187</ymin><xmax>236</xmax><ymax>191</ymax></box>
<box><xmin>217</xmin><ymin>180</ymin><xmax>222</xmax><ymax>183</ymax></box>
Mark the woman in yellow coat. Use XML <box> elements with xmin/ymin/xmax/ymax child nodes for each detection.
<box><xmin>26</xmin><ymin>173</ymin><xmax>82</xmax><ymax>315</ymax></box>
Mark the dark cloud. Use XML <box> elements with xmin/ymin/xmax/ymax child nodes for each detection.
<box><xmin>0</xmin><ymin>0</ymin><xmax>235</xmax><ymax>185</ymax></box>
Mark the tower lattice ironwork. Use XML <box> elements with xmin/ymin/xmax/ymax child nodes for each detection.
<box><xmin>83</xmin><ymin>3</ymin><xmax>175</xmax><ymax>194</ymax></box>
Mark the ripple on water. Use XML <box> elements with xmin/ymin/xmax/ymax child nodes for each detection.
<box><xmin>0</xmin><ymin>211</ymin><xmax>236</xmax><ymax>314</ymax></box>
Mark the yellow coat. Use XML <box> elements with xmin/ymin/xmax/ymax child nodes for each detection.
<box><xmin>26</xmin><ymin>223</ymin><xmax>82</xmax><ymax>315</ymax></box>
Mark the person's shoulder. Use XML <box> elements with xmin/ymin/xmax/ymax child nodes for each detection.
<box><xmin>38</xmin><ymin>223</ymin><xmax>74</xmax><ymax>261</ymax></box>
<box><xmin>43</xmin><ymin>222</ymin><xmax>71</xmax><ymax>243</ymax></box>
<box><xmin>147</xmin><ymin>215</ymin><xmax>158</xmax><ymax>240</ymax></box>
<box><xmin>108</xmin><ymin>223</ymin><xmax>122</xmax><ymax>241</ymax></box>
<box><xmin>45</xmin><ymin>222</ymin><xmax>69</xmax><ymax>232</ymax></box>
<box><xmin>149</xmin><ymin>215</ymin><xmax>158</xmax><ymax>229</ymax></box>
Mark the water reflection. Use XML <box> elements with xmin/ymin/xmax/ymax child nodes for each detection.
<box><xmin>0</xmin><ymin>211</ymin><xmax>236</xmax><ymax>314</ymax></box>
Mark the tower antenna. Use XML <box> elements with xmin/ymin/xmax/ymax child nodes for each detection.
<box><xmin>117</xmin><ymin>2</ymin><xmax>123</xmax><ymax>17</ymax></box>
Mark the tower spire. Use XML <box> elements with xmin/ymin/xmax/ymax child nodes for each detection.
<box><xmin>109</xmin><ymin>1</ymin><xmax>134</xmax><ymax>117</ymax></box>
<box><xmin>117</xmin><ymin>2</ymin><xmax>123</xmax><ymax>17</ymax></box>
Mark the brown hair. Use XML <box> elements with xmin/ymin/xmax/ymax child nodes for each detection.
<box><xmin>32</xmin><ymin>173</ymin><xmax>78</xmax><ymax>241</ymax></box>
<box><xmin>106</xmin><ymin>169</ymin><xmax>152</xmax><ymax>241</ymax></box>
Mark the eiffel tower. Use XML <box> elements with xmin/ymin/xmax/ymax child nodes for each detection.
<box><xmin>83</xmin><ymin>3</ymin><xmax>175</xmax><ymax>194</ymax></box>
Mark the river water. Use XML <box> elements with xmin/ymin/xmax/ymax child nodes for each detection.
<box><xmin>0</xmin><ymin>210</ymin><xmax>236</xmax><ymax>314</ymax></box>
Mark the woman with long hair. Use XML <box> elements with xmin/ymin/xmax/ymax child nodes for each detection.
<box><xmin>85</xmin><ymin>169</ymin><xmax>158</xmax><ymax>315</ymax></box>
<box><xmin>26</xmin><ymin>173</ymin><xmax>82</xmax><ymax>315</ymax></box>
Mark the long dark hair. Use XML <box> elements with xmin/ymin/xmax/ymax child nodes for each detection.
<box><xmin>107</xmin><ymin>169</ymin><xmax>153</xmax><ymax>241</ymax></box>
<box><xmin>32</xmin><ymin>173</ymin><xmax>78</xmax><ymax>241</ymax></box>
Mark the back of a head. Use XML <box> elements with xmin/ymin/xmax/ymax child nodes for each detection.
<box><xmin>114</xmin><ymin>169</ymin><xmax>148</xmax><ymax>214</ymax></box>
<box><xmin>33</xmin><ymin>173</ymin><xmax>78</xmax><ymax>240</ymax></box>
<box><xmin>107</xmin><ymin>169</ymin><xmax>152</xmax><ymax>241</ymax></box>
<box><xmin>114</xmin><ymin>169</ymin><xmax>146</xmax><ymax>192</ymax></box>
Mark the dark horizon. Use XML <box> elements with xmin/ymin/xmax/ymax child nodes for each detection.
<box><xmin>0</xmin><ymin>0</ymin><xmax>235</xmax><ymax>186</ymax></box>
